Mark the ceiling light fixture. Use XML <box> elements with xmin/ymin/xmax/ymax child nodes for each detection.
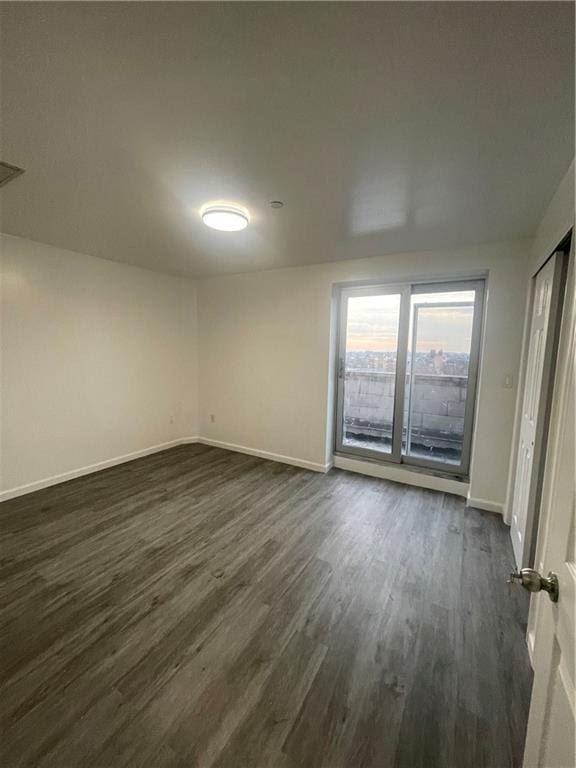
<box><xmin>201</xmin><ymin>203</ymin><xmax>249</xmax><ymax>231</ymax></box>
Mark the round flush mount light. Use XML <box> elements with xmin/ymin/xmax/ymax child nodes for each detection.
<box><xmin>200</xmin><ymin>203</ymin><xmax>249</xmax><ymax>231</ymax></box>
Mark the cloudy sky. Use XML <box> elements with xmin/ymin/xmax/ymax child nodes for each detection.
<box><xmin>346</xmin><ymin>293</ymin><xmax>474</xmax><ymax>353</ymax></box>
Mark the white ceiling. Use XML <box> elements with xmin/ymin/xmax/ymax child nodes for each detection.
<box><xmin>0</xmin><ymin>2</ymin><xmax>573</xmax><ymax>277</ymax></box>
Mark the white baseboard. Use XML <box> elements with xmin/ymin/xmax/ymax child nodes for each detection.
<box><xmin>0</xmin><ymin>437</ymin><xmax>200</xmax><ymax>502</ymax></box>
<box><xmin>333</xmin><ymin>455</ymin><xmax>469</xmax><ymax>497</ymax></box>
<box><xmin>3</xmin><ymin>436</ymin><xmax>493</xmax><ymax>504</ymax></box>
<box><xmin>466</xmin><ymin>495</ymin><xmax>504</xmax><ymax>515</ymax></box>
<box><xmin>199</xmin><ymin>437</ymin><xmax>331</xmax><ymax>474</ymax></box>
<box><xmin>0</xmin><ymin>436</ymin><xmax>333</xmax><ymax>502</ymax></box>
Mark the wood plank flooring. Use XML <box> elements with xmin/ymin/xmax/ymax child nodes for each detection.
<box><xmin>0</xmin><ymin>445</ymin><xmax>533</xmax><ymax>767</ymax></box>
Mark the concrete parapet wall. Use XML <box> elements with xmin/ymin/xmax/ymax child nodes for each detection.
<box><xmin>344</xmin><ymin>371</ymin><xmax>467</xmax><ymax>447</ymax></box>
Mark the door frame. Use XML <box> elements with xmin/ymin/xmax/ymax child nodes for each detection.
<box><xmin>334</xmin><ymin>277</ymin><xmax>485</xmax><ymax>477</ymax></box>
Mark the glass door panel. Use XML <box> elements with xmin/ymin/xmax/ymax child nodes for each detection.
<box><xmin>402</xmin><ymin>288</ymin><xmax>479</xmax><ymax>469</ymax></box>
<box><xmin>341</xmin><ymin>293</ymin><xmax>402</xmax><ymax>455</ymax></box>
<box><xmin>336</xmin><ymin>280</ymin><xmax>484</xmax><ymax>475</ymax></box>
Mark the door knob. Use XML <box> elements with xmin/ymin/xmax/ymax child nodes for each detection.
<box><xmin>508</xmin><ymin>567</ymin><xmax>559</xmax><ymax>602</ymax></box>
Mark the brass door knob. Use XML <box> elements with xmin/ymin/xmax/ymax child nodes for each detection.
<box><xmin>508</xmin><ymin>567</ymin><xmax>559</xmax><ymax>602</ymax></box>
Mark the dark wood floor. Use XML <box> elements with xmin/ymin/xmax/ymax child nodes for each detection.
<box><xmin>0</xmin><ymin>445</ymin><xmax>533</xmax><ymax>768</ymax></box>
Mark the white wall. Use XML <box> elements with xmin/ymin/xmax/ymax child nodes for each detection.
<box><xmin>0</xmin><ymin>234</ymin><xmax>198</xmax><ymax>496</ymax></box>
<box><xmin>531</xmin><ymin>159</ymin><xmax>575</xmax><ymax>274</ymax></box>
<box><xmin>198</xmin><ymin>239</ymin><xmax>530</xmax><ymax>510</ymax></box>
<box><xmin>3</xmin><ymin>226</ymin><xmax>557</xmax><ymax>512</ymax></box>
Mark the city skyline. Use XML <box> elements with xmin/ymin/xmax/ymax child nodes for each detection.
<box><xmin>346</xmin><ymin>348</ymin><xmax>470</xmax><ymax>376</ymax></box>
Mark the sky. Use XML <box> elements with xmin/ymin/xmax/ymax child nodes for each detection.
<box><xmin>346</xmin><ymin>292</ymin><xmax>474</xmax><ymax>353</ymax></box>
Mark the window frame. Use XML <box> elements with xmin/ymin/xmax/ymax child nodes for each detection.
<box><xmin>334</xmin><ymin>278</ymin><xmax>486</xmax><ymax>478</ymax></box>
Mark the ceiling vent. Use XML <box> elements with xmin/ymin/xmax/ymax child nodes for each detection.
<box><xmin>0</xmin><ymin>161</ymin><xmax>24</xmax><ymax>188</ymax></box>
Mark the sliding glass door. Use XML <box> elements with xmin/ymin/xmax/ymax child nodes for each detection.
<box><xmin>336</xmin><ymin>280</ymin><xmax>484</xmax><ymax>476</ymax></box>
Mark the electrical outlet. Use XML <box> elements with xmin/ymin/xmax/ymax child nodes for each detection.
<box><xmin>210</xmin><ymin>414</ymin><xmax>216</xmax><ymax>423</ymax></box>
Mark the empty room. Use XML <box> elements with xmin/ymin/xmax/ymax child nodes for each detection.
<box><xmin>0</xmin><ymin>2</ymin><xmax>574</xmax><ymax>767</ymax></box>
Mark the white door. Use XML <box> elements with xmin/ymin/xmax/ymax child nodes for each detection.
<box><xmin>511</xmin><ymin>252</ymin><xmax>565</xmax><ymax>567</ymax></box>
<box><xmin>523</xmin><ymin>248</ymin><xmax>575</xmax><ymax>767</ymax></box>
